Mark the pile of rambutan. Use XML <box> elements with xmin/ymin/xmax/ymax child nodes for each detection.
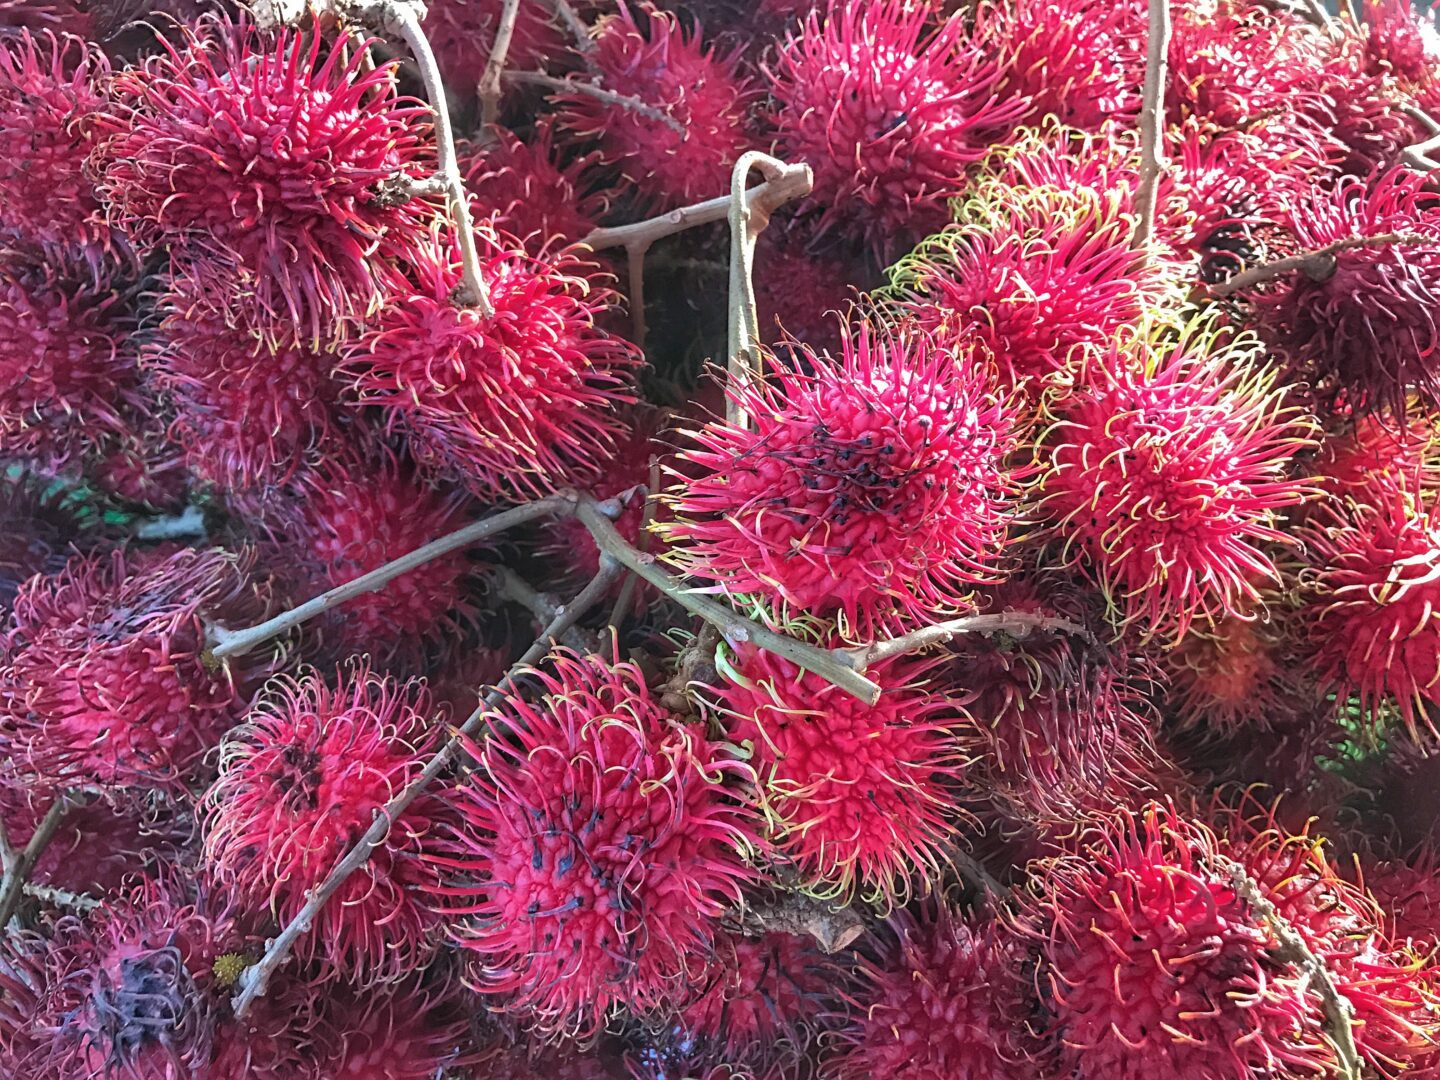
<box><xmin>6</xmin><ymin>0</ymin><xmax>1440</xmax><ymax>1075</ymax></box>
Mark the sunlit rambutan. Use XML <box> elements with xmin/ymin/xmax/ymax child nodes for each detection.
<box><xmin>0</xmin><ymin>32</ymin><xmax>111</xmax><ymax>257</ymax></box>
<box><xmin>431</xmin><ymin>647</ymin><xmax>758</xmax><ymax>1037</ymax></box>
<box><xmin>828</xmin><ymin>902</ymin><xmax>1046</xmax><ymax>1079</ymax></box>
<box><xmin>425</xmin><ymin>0</ymin><xmax>568</xmax><ymax>93</ymax></box>
<box><xmin>205</xmin><ymin>664</ymin><xmax>451</xmax><ymax>986</ymax></box>
<box><xmin>1036</xmin><ymin>322</ymin><xmax>1316</xmax><ymax>643</ymax></box>
<box><xmin>768</xmin><ymin>0</ymin><xmax>1025</xmax><ymax>260</ymax></box>
<box><xmin>0</xmin><ymin>250</ymin><xmax>140</xmax><ymax>468</ymax></box>
<box><xmin>0</xmin><ymin>473</ymin><xmax>81</xmax><ymax>614</ymax></box>
<box><xmin>461</xmin><ymin>122</ymin><xmax>610</xmax><ymax>250</ymax></box>
<box><xmin>705</xmin><ymin>643</ymin><xmax>964</xmax><ymax>906</ymax></box>
<box><xmin>95</xmin><ymin>17</ymin><xmax>433</xmax><ymax>348</ymax></box>
<box><xmin>1</xmin><ymin>546</ymin><xmax>276</xmax><ymax>793</ymax></box>
<box><xmin>342</xmin><ymin>226</ymin><xmax>640</xmax><ymax>500</ymax></box>
<box><xmin>662</xmin><ymin>321</ymin><xmax>1019</xmax><ymax>637</ymax></box>
<box><xmin>555</xmin><ymin>4</ymin><xmax>756</xmax><ymax>208</ymax></box>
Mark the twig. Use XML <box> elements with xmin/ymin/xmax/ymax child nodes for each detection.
<box><xmin>1133</xmin><ymin>0</ymin><xmax>1171</xmax><ymax>249</ymax></box>
<box><xmin>505</xmin><ymin>70</ymin><xmax>686</xmax><ymax>135</ymax></box>
<box><xmin>209</xmin><ymin>493</ymin><xmax>578</xmax><ymax>660</ymax></box>
<box><xmin>730</xmin><ymin>892</ymin><xmax>867</xmax><ymax>954</ymax></box>
<box><xmin>0</xmin><ymin>792</ymin><xmax>84</xmax><ymax>927</ymax></box>
<box><xmin>23</xmin><ymin>883</ymin><xmax>101</xmax><ymax>913</ymax></box>
<box><xmin>540</xmin><ymin>0</ymin><xmax>596</xmax><ymax>59</ymax></box>
<box><xmin>486</xmin><ymin>564</ymin><xmax>591</xmax><ymax>651</ymax></box>
<box><xmin>232</xmin><ymin>559</ymin><xmax>624</xmax><ymax>1016</ymax></box>
<box><xmin>726</xmin><ymin>152</ymin><xmax>794</xmax><ymax>428</ymax></box>
<box><xmin>1403</xmin><ymin>127</ymin><xmax>1440</xmax><ymax>172</ymax></box>
<box><xmin>840</xmin><ymin>613</ymin><xmax>1094</xmax><ymax>670</ymax></box>
<box><xmin>607</xmin><ymin>456</ymin><xmax>661</xmax><ymax>628</ymax></box>
<box><xmin>135</xmin><ymin>505</ymin><xmax>206</xmax><ymax>541</ymax></box>
<box><xmin>477</xmin><ymin>0</ymin><xmax>522</xmax><ymax>128</ymax></box>
<box><xmin>1205</xmin><ymin>232</ymin><xmax>1434</xmax><ymax>298</ymax></box>
<box><xmin>627</xmin><ymin>242</ymin><xmax>647</xmax><ymax>346</ymax></box>
<box><xmin>1229</xmin><ymin>866</ymin><xmax>1364</xmax><ymax>1080</ymax></box>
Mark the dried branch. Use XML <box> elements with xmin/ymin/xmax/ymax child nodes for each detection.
<box><xmin>540</xmin><ymin>0</ymin><xmax>596</xmax><ymax>59</ymax></box>
<box><xmin>626</xmin><ymin>241</ymin><xmax>647</xmax><ymax>345</ymax></box>
<box><xmin>841</xmin><ymin>612</ymin><xmax>1095</xmax><ymax>670</ymax></box>
<box><xmin>506</xmin><ymin>70</ymin><xmax>686</xmax><ymax>135</ymax></box>
<box><xmin>726</xmin><ymin>152</ymin><xmax>794</xmax><ymax>428</ymax></box>
<box><xmin>608</xmin><ymin>456</ymin><xmax>661</xmax><ymax>628</ymax></box>
<box><xmin>1206</xmin><ymin>232</ymin><xmax>1433</xmax><ymax>298</ymax></box>
<box><xmin>478</xmin><ymin>0</ymin><xmax>522</xmax><ymax>128</ymax></box>
<box><xmin>0</xmin><ymin>792</ymin><xmax>85</xmax><ymax>927</ymax></box>
<box><xmin>730</xmin><ymin>891</ymin><xmax>867</xmax><ymax>954</ymax></box>
<box><xmin>486</xmin><ymin>564</ymin><xmax>591</xmax><ymax>651</ymax></box>
<box><xmin>1133</xmin><ymin>0</ymin><xmax>1171</xmax><ymax>249</ymax></box>
<box><xmin>232</xmin><ymin>559</ymin><xmax>624</xmax><ymax>1016</ymax></box>
<box><xmin>23</xmin><ymin>883</ymin><xmax>101</xmax><ymax>913</ymax></box>
<box><xmin>1403</xmin><ymin>123</ymin><xmax>1440</xmax><ymax>172</ymax></box>
<box><xmin>1229</xmin><ymin>867</ymin><xmax>1364</xmax><ymax>1080</ymax></box>
<box><xmin>209</xmin><ymin>493</ymin><xmax>578</xmax><ymax>661</ymax></box>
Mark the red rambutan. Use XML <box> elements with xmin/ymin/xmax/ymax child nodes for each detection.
<box><xmin>84</xmin><ymin>403</ymin><xmax>191</xmax><ymax>514</ymax></box>
<box><xmin>1311</xmin><ymin>404</ymin><xmax>1440</xmax><ymax>503</ymax></box>
<box><xmin>0</xmin><ymin>0</ymin><xmax>91</xmax><ymax>36</ymax></box>
<box><xmin>302</xmin><ymin>979</ymin><xmax>476</xmax><ymax>1080</ymax></box>
<box><xmin>753</xmin><ymin>225</ymin><xmax>876</xmax><ymax>355</ymax></box>
<box><xmin>461</xmin><ymin>122</ymin><xmax>610</xmax><ymax>250</ymax></box>
<box><xmin>0</xmin><ymin>473</ymin><xmax>82</xmax><ymax>614</ymax></box>
<box><xmin>430</xmin><ymin>647</ymin><xmax>758</xmax><ymax>1037</ymax></box>
<box><xmin>1362</xmin><ymin>0</ymin><xmax>1440</xmax><ymax>83</ymax></box>
<box><xmin>342</xmin><ymin>225</ymin><xmax>640</xmax><ymax>501</ymax></box>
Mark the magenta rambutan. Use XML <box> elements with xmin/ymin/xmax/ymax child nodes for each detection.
<box><xmin>1311</xmin><ymin>404</ymin><xmax>1440</xmax><ymax>503</ymax></box>
<box><xmin>424</xmin><ymin>0</ymin><xmax>569</xmax><ymax>93</ymax></box>
<box><xmin>1035</xmin><ymin>323</ymin><xmax>1316</xmax><ymax>643</ymax></box>
<box><xmin>768</xmin><ymin>0</ymin><xmax>1024</xmax><ymax>259</ymax></box>
<box><xmin>753</xmin><ymin>224</ymin><xmax>876</xmax><ymax>354</ymax></box>
<box><xmin>204</xmin><ymin>664</ymin><xmax>452</xmax><ymax>986</ymax></box>
<box><xmin>84</xmin><ymin>404</ymin><xmax>191</xmax><ymax>514</ymax></box>
<box><xmin>430</xmin><ymin>647</ymin><xmax>758</xmax><ymax>1037</ymax></box>
<box><xmin>705</xmin><ymin>644</ymin><xmax>965</xmax><ymax>905</ymax></box>
<box><xmin>555</xmin><ymin>3</ymin><xmax>756</xmax><ymax>208</ymax></box>
<box><xmin>827</xmin><ymin>902</ymin><xmax>1047</xmax><ymax>1079</ymax></box>
<box><xmin>461</xmin><ymin>122</ymin><xmax>610</xmax><ymax>250</ymax></box>
<box><xmin>1362</xmin><ymin>0</ymin><xmax>1440</xmax><ymax>83</ymax></box>
<box><xmin>662</xmin><ymin>320</ymin><xmax>1020</xmax><ymax>637</ymax></box>
<box><xmin>0</xmin><ymin>546</ymin><xmax>276</xmax><ymax>793</ymax></box>
<box><xmin>0</xmin><ymin>0</ymin><xmax>91</xmax><ymax>36</ymax></box>
<box><xmin>342</xmin><ymin>225</ymin><xmax>640</xmax><ymax>501</ymax></box>
<box><xmin>94</xmin><ymin>17</ymin><xmax>434</xmax><ymax>348</ymax></box>
<box><xmin>0</xmin><ymin>473</ymin><xmax>82</xmax><ymax>614</ymax></box>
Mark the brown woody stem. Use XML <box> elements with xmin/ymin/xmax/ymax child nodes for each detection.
<box><xmin>1206</xmin><ymin>232</ymin><xmax>1433</xmax><ymax>298</ymax></box>
<box><xmin>506</xmin><ymin>70</ymin><xmax>685</xmax><ymax>135</ymax></box>
<box><xmin>1133</xmin><ymin>0</ymin><xmax>1171</xmax><ymax>249</ymax></box>
<box><xmin>0</xmin><ymin>791</ymin><xmax>85</xmax><ymax>927</ymax></box>
<box><xmin>477</xmin><ymin>0</ymin><xmax>522</xmax><ymax>129</ymax></box>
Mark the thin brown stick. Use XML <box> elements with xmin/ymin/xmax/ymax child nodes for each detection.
<box><xmin>232</xmin><ymin>560</ymin><xmax>624</xmax><ymax>1016</ymax></box>
<box><xmin>0</xmin><ymin>792</ymin><xmax>83</xmax><ymax>927</ymax></box>
<box><xmin>1206</xmin><ymin>232</ymin><xmax>1433</xmax><ymax>298</ymax></box>
<box><xmin>1133</xmin><ymin>0</ymin><xmax>1171</xmax><ymax>249</ymax></box>
<box><xmin>209</xmin><ymin>493</ymin><xmax>578</xmax><ymax>661</ymax></box>
<box><xmin>608</xmin><ymin>456</ymin><xmax>661</xmax><ymax>628</ymax></box>
<box><xmin>842</xmin><ymin>613</ymin><xmax>1095</xmax><ymax>670</ymax></box>
<box><xmin>540</xmin><ymin>0</ymin><xmax>596</xmax><ymax>58</ymax></box>
<box><xmin>478</xmin><ymin>0</ymin><xmax>522</xmax><ymax>128</ymax></box>
<box><xmin>24</xmin><ymin>883</ymin><xmax>101</xmax><ymax>913</ymax></box>
<box><xmin>506</xmin><ymin>70</ymin><xmax>686</xmax><ymax>135</ymax></box>
<box><xmin>627</xmin><ymin>242</ymin><xmax>647</xmax><ymax>346</ymax></box>
<box><xmin>486</xmin><ymin>564</ymin><xmax>591</xmax><ymax>651</ymax></box>
<box><xmin>726</xmin><ymin>152</ymin><xmax>792</xmax><ymax>428</ymax></box>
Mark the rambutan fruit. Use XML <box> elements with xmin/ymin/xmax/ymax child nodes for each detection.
<box><xmin>1034</xmin><ymin>321</ymin><xmax>1317</xmax><ymax>644</ymax></box>
<box><xmin>0</xmin><ymin>546</ymin><xmax>277</xmax><ymax>794</ymax></box>
<box><xmin>767</xmin><ymin>0</ymin><xmax>1025</xmax><ymax>260</ymax></box>
<box><xmin>204</xmin><ymin>664</ymin><xmax>452</xmax><ymax>986</ymax></box>
<box><xmin>1311</xmin><ymin>404</ymin><xmax>1440</xmax><ymax>503</ymax></box>
<box><xmin>0</xmin><ymin>0</ymin><xmax>91</xmax><ymax>36</ymax></box>
<box><xmin>430</xmin><ymin>647</ymin><xmax>758</xmax><ymax>1037</ymax></box>
<box><xmin>826</xmin><ymin>902</ymin><xmax>1047</xmax><ymax>1079</ymax></box>
<box><xmin>94</xmin><ymin>17</ymin><xmax>434</xmax><ymax>348</ymax></box>
<box><xmin>0</xmin><ymin>32</ymin><xmax>112</xmax><ymax>258</ymax></box>
<box><xmin>84</xmin><ymin>405</ymin><xmax>191</xmax><ymax>514</ymax></box>
<box><xmin>425</xmin><ymin>0</ymin><xmax>569</xmax><ymax>94</ymax></box>
<box><xmin>461</xmin><ymin>122</ymin><xmax>610</xmax><ymax>250</ymax></box>
<box><xmin>342</xmin><ymin>225</ymin><xmax>641</xmax><ymax>501</ymax></box>
<box><xmin>705</xmin><ymin>643</ymin><xmax>965</xmax><ymax>906</ymax></box>
<box><xmin>0</xmin><ymin>473</ymin><xmax>82</xmax><ymax>614</ymax></box>
<box><xmin>661</xmin><ymin>320</ymin><xmax>1020</xmax><ymax>638</ymax></box>
<box><xmin>1362</xmin><ymin>0</ymin><xmax>1440</xmax><ymax>83</ymax></box>
<box><xmin>753</xmin><ymin>224</ymin><xmax>877</xmax><ymax>355</ymax></box>
<box><xmin>302</xmin><ymin>979</ymin><xmax>476</xmax><ymax>1079</ymax></box>
<box><xmin>554</xmin><ymin>3</ymin><xmax>756</xmax><ymax>209</ymax></box>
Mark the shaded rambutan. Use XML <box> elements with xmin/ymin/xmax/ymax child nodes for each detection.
<box><xmin>0</xmin><ymin>546</ymin><xmax>276</xmax><ymax>793</ymax></box>
<box><xmin>0</xmin><ymin>473</ymin><xmax>82</xmax><ymax>614</ymax></box>
<box><xmin>753</xmin><ymin>224</ymin><xmax>877</xmax><ymax>355</ymax></box>
<box><xmin>555</xmin><ymin>3</ymin><xmax>756</xmax><ymax>208</ymax></box>
<box><xmin>1035</xmin><ymin>322</ymin><xmax>1316</xmax><ymax>643</ymax></box>
<box><xmin>1311</xmin><ymin>404</ymin><xmax>1440</xmax><ymax>503</ymax></box>
<box><xmin>461</xmin><ymin>122</ymin><xmax>610</xmax><ymax>250</ymax></box>
<box><xmin>84</xmin><ymin>404</ymin><xmax>191</xmax><ymax>514</ymax></box>
<box><xmin>299</xmin><ymin>978</ymin><xmax>476</xmax><ymax>1079</ymax></box>
<box><xmin>661</xmin><ymin>321</ymin><xmax>1020</xmax><ymax>638</ymax></box>
<box><xmin>342</xmin><ymin>226</ymin><xmax>641</xmax><ymax>501</ymax></box>
<box><xmin>767</xmin><ymin>0</ymin><xmax>1025</xmax><ymax>260</ymax></box>
<box><xmin>204</xmin><ymin>664</ymin><xmax>452</xmax><ymax>986</ymax></box>
<box><xmin>95</xmin><ymin>17</ymin><xmax>434</xmax><ymax>348</ymax></box>
<box><xmin>430</xmin><ymin>647</ymin><xmax>758</xmax><ymax>1037</ymax></box>
<box><xmin>705</xmin><ymin>643</ymin><xmax>965</xmax><ymax>906</ymax></box>
<box><xmin>424</xmin><ymin>0</ymin><xmax>569</xmax><ymax>93</ymax></box>
<box><xmin>0</xmin><ymin>0</ymin><xmax>92</xmax><ymax>36</ymax></box>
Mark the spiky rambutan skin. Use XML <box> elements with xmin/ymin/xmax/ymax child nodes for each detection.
<box><xmin>0</xmin><ymin>546</ymin><xmax>276</xmax><ymax>794</ymax></box>
<box><xmin>0</xmin><ymin>32</ymin><xmax>112</xmax><ymax>258</ymax></box>
<box><xmin>425</xmin><ymin>0</ymin><xmax>568</xmax><ymax>92</ymax></box>
<box><xmin>461</xmin><ymin>122</ymin><xmax>610</xmax><ymax>250</ymax></box>
<box><xmin>0</xmin><ymin>473</ymin><xmax>82</xmax><ymax>614</ymax></box>
<box><xmin>1363</xmin><ymin>0</ymin><xmax>1440</xmax><ymax>83</ymax></box>
<box><xmin>430</xmin><ymin>648</ymin><xmax>758</xmax><ymax>1037</ymax></box>
<box><xmin>300</xmin><ymin>979</ymin><xmax>476</xmax><ymax>1079</ymax></box>
<box><xmin>342</xmin><ymin>226</ymin><xmax>640</xmax><ymax>501</ymax></box>
<box><xmin>94</xmin><ymin>17</ymin><xmax>434</xmax><ymax>349</ymax></box>
<box><xmin>753</xmin><ymin>224</ymin><xmax>877</xmax><ymax>355</ymax></box>
<box><xmin>0</xmin><ymin>250</ymin><xmax>141</xmax><ymax>468</ymax></box>
<box><xmin>254</xmin><ymin>452</ymin><xmax>475</xmax><ymax>667</ymax></box>
<box><xmin>767</xmin><ymin>0</ymin><xmax>1024</xmax><ymax>260</ymax></box>
<box><xmin>661</xmin><ymin>321</ymin><xmax>1020</xmax><ymax>638</ymax></box>
<box><xmin>85</xmin><ymin>405</ymin><xmax>191</xmax><ymax>514</ymax></box>
<box><xmin>1311</xmin><ymin>404</ymin><xmax>1440</xmax><ymax>504</ymax></box>
<box><xmin>705</xmin><ymin>644</ymin><xmax>965</xmax><ymax>906</ymax></box>
<box><xmin>204</xmin><ymin>664</ymin><xmax>452</xmax><ymax>986</ymax></box>
<box><xmin>827</xmin><ymin>903</ymin><xmax>1047</xmax><ymax>1079</ymax></box>
<box><xmin>1035</xmin><ymin>323</ymin><xmax>1317</xmax><ymax>644</ymax></box>
<box><xmin>556</xmin><ymin>4</ymin><xmax>755</xmax><ymax>209</ymax></box>
<box><xmin>0</xmin><ymin>0</ymin><xmax>91</xmax><ymax>36</ymax></box>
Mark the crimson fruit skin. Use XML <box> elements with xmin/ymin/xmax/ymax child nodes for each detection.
<box><xmin>431</xmin><ymin>648</ymin><xmax>758</xmax><ymax>1038</ymax></box>
<box><xmin>204</xmin><ymin>664</ymin><xmax>453</xmax><ymax>988</ymax></box>
<box><xmin>663</xmin><ymin>321</ymin><xmax>1019</xmax><ymax>639</ymax></box>
<box><xmin>768</xmin><ymin>0</ymin><xmax>1024</xmax><ymax>260</ymax></box>
<box><xmin>0</xmin><ymin>474</ymin><xmax>84</xmax><ymax>615</ymax></box>
<box><xmin>0</xmin><ymin>546</ymin><xmax>275</xmax><ymax>794</ymax></box>
<box><xmin>555</xmin><ymin>3</ymin><xmax>756</xmax><ymax>209</ymax></box>
<box><xmin>94</xmin><ymin>16</ymin><xmax>434</xmax><ymax>349</ymax></box>
<box><xmin>343</xmin><ymin>226</ymin><xmax>641</xmax><ymax>501</ymax></box>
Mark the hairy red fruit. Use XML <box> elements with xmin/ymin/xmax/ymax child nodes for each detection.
<box><xmin>1312</xmin><ymin>405</ymin><xmax>1440</xmax><ymax>503</ymax></box>
<box><xmin>95</xmin><ymin>17</ymin><xmax>434</xmax><ymax>348</ymax></box>
<box><xmin>829</xmin><ymin>903</ymin><xmax>1046</xmax><ymax>1079</ymax></box>
<box><xmin>663</xmin><ymin>322</ymin><xmax>1019</xmax><ymax>638</ymax></box>
<box><xmin>753</xmin><ymin>225</ymin><xmax>876</xmax><ymax>354</ymax></box>
<box><xmin>1</xmin><ymin>547</ymin><xmax>275</xmax><ymax>793</ymax></box>
<box><xmin>204</xmin><ymin>665</ymin><xmax>451</xmax><ymax>986</ymax></box>
<box><xmin>768</xmin><ymin>0</ymin><xmax>1024</xmax><ymax>259</ymax></box>
<box><xmin>1362</xmin><ymin>0</ymin><xmax>1440</xmax><ymax>83</ymax></box>
<box><xmin>0</xmin><ymin>1</ymin><xmax>92</xmax><ymax>35</ymax></box>
<box><xmin>462</xmin><ymin>122</ymin><xmax>610</xmax><ymax>250</ymax></box>
<box><xmin>85</xmin><ymin>406</ymin><xmax>191</xmax><ymax>514</ymax></box>
<box><xmin>1036</xmin><ymin>325</ymin><xmax>1316</xmax><ymax>643</ymax></box>
<box><xmin>431</xmin><ymin>648</ymin><xmax>758</xmax><ymax>1037</ymax></box>
<box><xmin>0</xmin><ymin>474</ymin><xmax>82</xmax><ymax>614</ymax></box>
<box><xmin>556</xmin><ymin>4</ymin><xmax>756</xmax><ymax>208</ymax></box>
<box><xmin>425</xmin><ymin>0</ymin><xmax>568</xmax><ymax>92</ymax></box>
<box><xmin>304</xmin><ymin>980</ymin><xmax>475</xmax><ymax>1080</ymax></box>
<box><xmin>706</xmin><ymin>645</ymin><xmax>964</xmax><ymax>905</ymax></box>
<box><xmin>343</xmin><ymin>227</ymin><xmax>640</xmax><ymax>500</ymax></box>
